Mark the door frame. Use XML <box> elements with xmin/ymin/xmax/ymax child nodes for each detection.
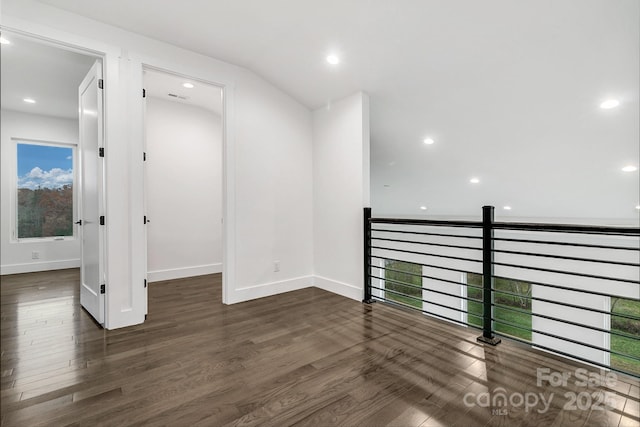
<box><xmin>0</xmin><ymin>21</ymin><xmax>126</xmax><ymax>327</ymax></box>
<box><xmin>140</xmin><ymin>65</ymin><xmax>226</xmax><ymax>309</ymax></box>
<box><xmin>134</xmin><ymin>58</ymin><xmax>235</xmax><ymax>307</ymax></box>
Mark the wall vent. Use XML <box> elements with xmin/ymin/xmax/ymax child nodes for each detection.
<box><xmin>167</xmin><ymin>93</ymin><xmax>190</xmax><ymax>100</ymax></box>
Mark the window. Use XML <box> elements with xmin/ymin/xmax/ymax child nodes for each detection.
<box><xmin>16</xmin><ymin>141</ymin><xmax>75</xmax><ymax>239</ymax></box>
<box><xmin>467</xmin><ymin>273</ymin><xmax>532</xmax><ymax>340</ymax></box>
<box><xmin>610</xmin><ymin>297</ymin><xmax>640</xmax><ymax>375</ymax></box>
<box><xmin>384</xmin><ymin>260</ymin><xmax>423</xmax><ymax>308</ymax></box>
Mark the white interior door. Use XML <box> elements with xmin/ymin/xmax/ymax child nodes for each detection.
<box><xmin>78</xmin><ymin>60</ymin><xmax>105</xmax><ymax>325</ymax></box>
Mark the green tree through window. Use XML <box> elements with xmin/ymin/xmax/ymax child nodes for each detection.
<box><xmin>384</xmin><ymin>260</ymin><xmax>422</xmax><ymax>308</ymax></box>
<box><xmin>467</xmin><ymin>273</ymin><xmax>532</xmax><ymax>340</ymax></box>
<box><xmin>16</xmin><ymin>142</ymin><xmax>74</xmax><ymax>239</ymax></box>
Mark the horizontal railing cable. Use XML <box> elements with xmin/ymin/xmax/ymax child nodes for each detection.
<box><xmin>372</xmin><ymin>236</ymin><xmax>482</xmax><ymax>252</ymax></box>
<box><xmin>371</xmin><ymin>227</ymin><xmax>483</xmax><ymax>240</ymax></box>
<box><xmin>492</xmin><ymin>236</ymin><xmax>639</xmax><ymax>251</ymax></box>
<box><xmin>492</xmin><ymin>221</ymin><xmax>640</xmax><ymax>236</ymax></box>
<box><xmin>376</xmin><ymin>265</ymin><xmax>484</xmax><ymax>292</ymax></box>
<box><xmin>371</xmin><ymin>255</ymin><xmax>481</xmax><ymax>276</ymax></box>
<box><xmin>492</xmin><ymin>248</ymin><xmax>640</xmax><ymax>267</ymax></box>
<box><xmin>491</xmin><ymin>318</ymin><xmax>640</xmax><ymax>363</ymax></box>
<box><xmin>371</xmin><ymin>245</ymin><xmax>482</xmax><ymax>264</ymax></box>
<box><xmin>371</xmin><ymin>218</ymin><xmax>482</xmax><ymax>228</ymax></box>
<box><xmin>371</xmin><ymin>285</ymin><xmax>468</xmax><ymax>315</ymax></box>
<box><xmin>370</xmin><ymin>275</ymin><xmax>483</xmax><ymax>305</ymax></box>
<box><xmin>492</xmin><ymin>260</ymin><xmax>639</xmax><ymax>284</ymax></box>
<box><xmin>490</xmin><ymin>302</ymin><xmax>640</xmax><ymax>341</ymax></box>
<box><xmin>493</xmin><ymin>332</ymin><xmax>638</xmax><ymax>376</ymax></box>
<box><xmin>370</xmin><ymin>286</ymin><xmax>481</xmax><ymax>328</ymax></box>
<box><xmin>490</xmin><ymin>287</ymin><xmax>640</xmax><ymax>322</ymax></box>
<box><xmin>493</xmin><ymin>274</ymin><xmax>639</xmax><ymax>300</ymax></box>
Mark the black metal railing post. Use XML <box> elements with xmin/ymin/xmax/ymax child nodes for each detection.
<box><xmin>363</xmin><ymin>207</ymin><xmax>375</xmax><ymax>304</ymax></box>
<box><xmin>477</xmin><ymin>205</ymin><xmax>501</xmax><ymax>345</ymax></box>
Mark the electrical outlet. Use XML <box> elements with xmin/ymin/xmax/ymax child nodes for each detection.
<box><xmin>32</xmin><ymin>251</ymin><xmax>40</xmax><ymax>260</ymax></box>
<box><xmin>274</xmin><ymin>261</ymin><xmax>280</xmax><ymax>272</ymax></box>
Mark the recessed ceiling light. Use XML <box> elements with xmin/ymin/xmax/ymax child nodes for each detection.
<box><xmin>0</xmin><ymin>37</ymin><xmax>10</xmax><ymax>45</ymax></box>
<box><xmin>23</xmin><ymin>98</ymin><xmax>36</xmax><ymax>104</ymax></box>
<box><xmin>420</xmin><ymin>206</ymin><xmax>427</xmax><ymax>210</ymax></box>
<box><xmin>503</xmin><ymin>206</ymin><xmax>512</xmax><ymax>210</ymax></box>
<box><xmin>470</xmin><ymin>177</ymin><xmax>480</xmax><ymax>184</ymax></box>
<box><xmin>600</xmin><ymin>99</ymin><xmax>619</xmax><ymax>109</ymax></box>
<box><xmin>423</xmin><ymin>138</ymin><xmax>435</xmax><ymax>145</ymax></box>
<box><xmin>326</xmin><ymin>54</ymin><xmax>340</xmax><ymax>65</ymax></box>
<box><xmin>183</xmin><ymin>82</ymin><xmax>194</xmax><ymax>89</ymax></box>
<box><xmin>636</xmin><ymin>205</ymin><xmax>640</xmax><ymax>210</ymax></box>
<box><xmin>622</xmin><ymin>165</ymin><xmax>638</xmax><ymax>172</ymax></box>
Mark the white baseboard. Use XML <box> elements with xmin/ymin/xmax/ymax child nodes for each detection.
<box><xmin>226</xmin><ymin>275</ymin><xmax>313</xmax><ymax>304</ymax></box>
<box><xmin>1</xmin><ymin>259</ymin><xmax>81</xmax><ymax>275</ymax></box>
<box><xmin>313</xmin><ymin>275</ymin><xmax>362</xmax><ymax>301</ymax></box>
<box><xmin>147</xmin><ymin>263</ymin><xmax>222</xmax><ymax>283</ymax></box>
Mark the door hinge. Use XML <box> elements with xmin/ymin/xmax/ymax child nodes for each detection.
<box><xmin>100</xmin><ymin>284</ymin><xmax>106</xmax><ymax>294</ymax></box>
<box><xmin>143</xmin><ymin>152</ymin><xmax>146</xmax><ymax>161</ymax></box>
<box><xmin>98</xmin><ymin>79</ymin><xmax>104</xmax><ymax>89</ymax></box>
<box><xmin>144</xmin><ymin>279</ymin><xmax>147</xmax><ymax>288</ymax></box>
<box><xmin>143</xmin><ymin>88</ymin><xmax>146</xmax><ymax>98</ymax></box>
<box><xmin>143</xmin><ymin>215</ymin><xmax>147</xmax><ymax>224</ymax></box>
<box><xmin>99</xmin><ymin>147</ymin><xmax>105</xmax><ymax>157</ymax></box>
<box><xmin>99</xmin><ymin>216</ymin><xmax>105</xmax><ymax>225</ymax></box>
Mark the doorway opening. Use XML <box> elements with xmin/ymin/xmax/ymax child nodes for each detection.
<box><xmin>142</xmin><ymin>67</ymin><xmax>224</xmax><ymax>313</ymax></box>
<box><xmin>0</xmin><ymin>31</ymin><xmax>106</xmax><ymax>325</ymax></box>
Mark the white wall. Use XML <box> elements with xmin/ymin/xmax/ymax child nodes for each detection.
<box><xmin>2</xmin><ymin>0</ymin><xmax>316</xmax><ymax>327</ymax></box>
<box><xmin>230</xmin><ymin>68</ymin><xmax>314</xmax><ymax>302</ymax></box>
<box><xmin>0</xmin><ymin>109</ymin><xmax>81</xmax><ymax>274</ymax></box>
<box><xmin>145</xmin><ymin>97</ymin><xmax>222</xmax><ymax>282</ymax></box>
<box><xmin>312</xmin><ymin>92</ymin><xmax>370</xmax><ymax>300</ymax></box>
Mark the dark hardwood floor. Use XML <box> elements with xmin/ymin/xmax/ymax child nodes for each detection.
<box><xmin>1</xmin><ymin>269</ymin><xmax>638</xmax><ymax>426</ymax></box>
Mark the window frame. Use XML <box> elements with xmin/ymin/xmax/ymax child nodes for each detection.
<box><xmin>12</xmin><ymin>138</ymin><xmax>78</xmax><ymax>242</ymax></box>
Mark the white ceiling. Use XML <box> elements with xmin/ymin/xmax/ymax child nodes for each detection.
<box><xmin>0</xmin><ymin>35</ymin><xmax>96</xmax><ymax>119</ymax></box>
<box><xmin>29</xmin><ymin>0</ymin><xmax>640</xmax><ymax>220</ymax></box>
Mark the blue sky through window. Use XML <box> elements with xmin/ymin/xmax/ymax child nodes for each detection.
<box><xmin>17</xmin><ymin>143</ymin><xmax>73</xmax><ymax>190</ymax></box>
